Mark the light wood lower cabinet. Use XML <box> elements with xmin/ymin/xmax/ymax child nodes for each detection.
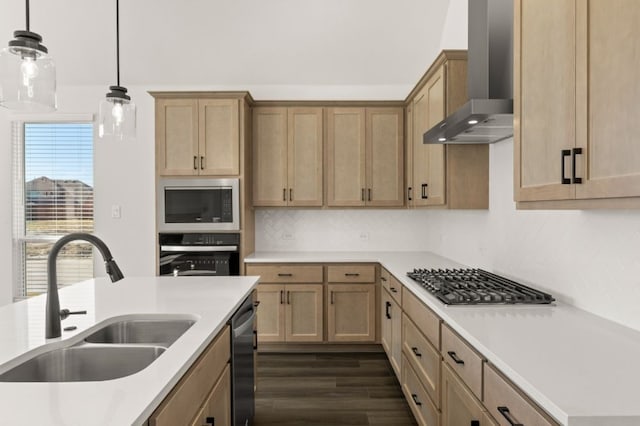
<box><xmin>381</xmin><ymin>287</ymin><xmax>402</xmax><ymax>378</ymax></box>
<box><xmin>484</xmin><ymin>363</ymin><xmax>559</xmax><ymax>426</ymax></box>
<box><xmin>149</xmin><ymin>326</ymin><xmax>230</xmax><ymax>426</ymax></box>
<box><xmin>402</xmin><ymin>354</ymin><xmax>441</xmax><ymax>426</ymax></box>
<box><xmin>255</xmin><ymin>283</ymin><xmax>323</xmax><ymax>343</ymax></box>
<box><xmin>402</xmin><ymin>313</ymin><xmax>441</xmax><ymax>409</ymax></box>
<box><xmin>327</xmin><ymin>284</ymin><xmax>376</xmax><ymax>342</ymax></box>
<box><xmin>190</xmin><ymin>364</ymin><xmax>231</xmax><ymax>426</ymax></box>
<box><xmin>442</xmin><ymin>363</ymin><xmax>495</xmax><ymax>426</ymax></box>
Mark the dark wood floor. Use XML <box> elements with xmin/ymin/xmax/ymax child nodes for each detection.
<box><xmin>254</xmin><ymin>352</ymin><xmax>418</xmax><ymax>426</ymax></box>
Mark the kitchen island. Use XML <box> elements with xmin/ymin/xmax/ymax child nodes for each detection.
<box><xmin>0</xmin><ymin>275</ymin><xmax>258</xmax><ymax>426</ymax></box>
<box><xmin>246</xmin><ymin>251</ymin><xmax>640</xmax><ymax>426</ymax></box>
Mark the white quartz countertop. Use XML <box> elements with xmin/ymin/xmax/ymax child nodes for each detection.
<box><xmin>0</xmin><ymin>275</ymin><xmax>258</xmax><ymax>426</ymax></box>
<box><xmin>246</xmin><ymin>251</ymin><xmax>640</xmax><ymax>426</ymax></box>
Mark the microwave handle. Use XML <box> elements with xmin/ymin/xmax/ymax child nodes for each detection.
<box><xmin>160</xmin><ymin>245</ymin><xmax>238</xmax><ymax>252</ymax></box>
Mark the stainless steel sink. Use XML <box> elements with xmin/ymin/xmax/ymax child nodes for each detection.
<box><xmin>0</xmin><ymin>345</ymin><xmax>166</xmax><ymax>382</ymax></box>
<box><xmin>84</xmin><ymin>319</ymin><xmax>196</xmax><ymax>346</ymax></box>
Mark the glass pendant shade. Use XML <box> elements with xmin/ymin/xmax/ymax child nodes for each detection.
<box><xmin>98</xmin><ymin>86</ymin><xmax>136</xmax><ymax>140</ymax></box>
<box><xmin>0</xmin><ymin>31</ymin><xmax>56</xmax><ymax>112</ymax></box>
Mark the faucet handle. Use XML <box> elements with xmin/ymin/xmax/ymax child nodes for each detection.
<box><xmin>59</xmin><ymin>309</ymin><xmax>87</xmax><ymax>320</ymax></box>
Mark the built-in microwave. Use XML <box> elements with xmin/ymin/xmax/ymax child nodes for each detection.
<box><xmin>157</xmin><ymin>178</ymin><xmax>240</xmax><ymax>232</ymax></box>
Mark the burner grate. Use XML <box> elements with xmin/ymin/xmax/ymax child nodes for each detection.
<box><xmin>406</xmin><ymin>268</ymin><xmax>555</xmax><ymax>305</ymax></box>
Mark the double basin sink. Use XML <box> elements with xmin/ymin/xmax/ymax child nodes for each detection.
<box><xmin>0</xmin><ymin>317</ymin><xmax>196</xmax><ymax>382</ymax></box>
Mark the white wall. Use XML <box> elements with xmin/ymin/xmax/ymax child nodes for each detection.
<box><xmin>256</xmin><ymin>140</ymin><xmax>640</xmax><ymax>332</ymax></box>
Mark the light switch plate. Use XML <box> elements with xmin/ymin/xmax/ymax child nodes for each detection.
<box><xmin>111</xmin><ymin>205</ymin><xmax>121</xmax><ymax>219</ymax></box>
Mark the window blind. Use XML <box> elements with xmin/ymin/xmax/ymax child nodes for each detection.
<box><xmin>12</xmin><ymin>121</ymin><xmax>95</xmax><ymax>298</ymax></box>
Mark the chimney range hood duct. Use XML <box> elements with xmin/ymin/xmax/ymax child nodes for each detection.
<box><xmin>424</xmin><ymin>0</ymin><xmax>513</xmax><ymax>144</ymax></box>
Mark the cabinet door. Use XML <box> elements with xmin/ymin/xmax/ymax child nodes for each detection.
<box><xmin>156</xmin><ymin>99</ymin><xmax>199</xmax><ymax>176</ymax></box>
<box><xmin>199</xmin><ymin>99</ymin><xmax>240</xmax><ymax>176</ymax></box>
<box><xmin>288</xmin><ymin>108</ymin><xmax>323</xmax><ymax>206</ymax></box>
<box><xmin>326</xmin><ymin>108</ymin><xmax>367</xmax><ymax>206</ymax></box>
<box><xmin>390</xmin><ymin>297</ymin><xmax>402</xmax><ymax>379</ymax></box>
<box><xmin>190</xmin><ymin>364</ymin><xmax>231</xmax><ymax>426</ymax></box>
<box><xmin>405</xmin><ymin>103</ymin><xmax>414</xmax><ymax>206</ymax></box>
<box><xmin>327</xmin><ymin>284</ymin><xmax>375</xmax><ymax>342</ymax></box>
<box><xmin>381</xmin><ymin>289</ymin><xmax>392</xmax><ymax>356</ymax></box>
<box><xmin>514</xmin><ymin>0</ymin><xmax>576</xmax><ymax>202</ymax></box>
<box><xmin>441</xmin><ymin>363</ymin><xmax>487</xmax><ymax>426</ymax></box>
<box><xmin>575</xmin><ymin>0</ymin><xmax>640</xmax><ymax>199</ymax></box>
<box><xmin>284</xmin><ymin>284</ymin><xmax>323</xmax><ymax>342</ymax></box>
<box><xmin>253</xmin><ymin>107</ymin><xmax>288</xmax><ymax>206</ymax></box>
<box><xmin>366</xmin><ymin>108</ymin><xmax>404</xmax><ymax>206</ymax></box>
<box><xmin>424</xmin><ymin>67</ymin><xmax>446</xmax><ymax>206</ymax></box>
<box><xmin>256</xmin><ymin>284</ymin><xmax>285</xmax><ymax>343</ymax></box>
<box><xmin>412</xmin><ymin>69</ymin><xmax>445</xmax><ymax>207</ymax></box>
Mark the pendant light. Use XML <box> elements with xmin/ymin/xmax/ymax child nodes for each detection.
<box><xmin>0</xmin><ymin>0</ymin><xmax>57</xmax><ymax>111</ymax></box>
<box><xmin>98</xmin><ymin>0</ymin><xmax>135</xmax><ymax>140</ymax></box>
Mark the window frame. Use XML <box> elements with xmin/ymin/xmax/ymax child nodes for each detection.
<box><xmin>11</xmin><ymin>114</ymin><xmax>95</xmax><ymax>300</ymax></box>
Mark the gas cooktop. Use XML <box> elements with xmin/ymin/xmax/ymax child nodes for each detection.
<box><xmin>406</xmin><ymin>268</ymin><xmax>555</xmax><ymax>306</ymax></box>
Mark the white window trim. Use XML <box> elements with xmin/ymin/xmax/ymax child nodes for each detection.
<box><xmin>12</xmin><ymin>116</ymin><xmax>95</xmax><ymax>301</ymax></box>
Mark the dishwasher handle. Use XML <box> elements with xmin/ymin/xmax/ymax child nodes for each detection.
<box><xmin>233</xmin><ymin>309</ymin><xmax>256</xmax><ymax>338</ymax></box>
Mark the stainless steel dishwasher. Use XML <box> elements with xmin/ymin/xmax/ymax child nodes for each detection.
<box><xmin>229</xmin><ymin>295</ymin><xmax>256</xmax><ymax>426</ymax></box>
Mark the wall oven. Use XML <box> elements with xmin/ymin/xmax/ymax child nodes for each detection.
<box><xmin>158</xmin><ymin>233</ymin><xmax>240</xmax><ymax>276</ymax></box>
<box><xmin>157</xmin><ymin>178</ymin><xmax>240</xmax><ymax>232</ymax></box>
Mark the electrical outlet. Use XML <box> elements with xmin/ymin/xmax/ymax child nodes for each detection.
<box><xmin>111</xmin><ymin>205</ymin><xmax>121</xmax><ymax>219</ymax></box>
<box><xmin>359</xmin><ymin>232</ymin><xmax>369</xmax><ymax>241</ymax></box>
<box><xmin>281</xmin><ymin>232</ymin><xmax>294</xmax><ymax>240</ymax></box>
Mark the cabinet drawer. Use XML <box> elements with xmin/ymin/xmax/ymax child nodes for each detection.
<box><xmin>401</xmin><ymin>354</ymin><xmax>441</xmax><ymax>426</ymax></box>
<box><xmin>485</xmin><ymin>364</ymin><xmax>559</xmax><ymax>426</ymax></box>
<box><xmin>402</xmin><ymin>288</ymin><xmax>441</xmax><ymax>349</ymax></box>
<box><xmin>402</xmin><ymin>314</ymin><xmax>441</xmax><ymax>408</ymax></box>
<box><xmin>246</xmin><ymin>264</ymin><xmax>323</xmax><ymax>283</ymax></box>
<box><xmin>327</xmin><ymin>264</ymin><xmax>376</xmax><ymax>283</ymax></box>
<box><xmin>380</xmin><ymin>268</ymin><xmax>402</xmax><ymax>304</ymax></box>
<box><xmin>150</xmin><ymin>326</ymin><xmax>231</xmax><ymax>426</ymax></box>
<box><xmin>441</xmin><ymin>324</ymin><xmax>484</xmax><ymax>401</ymax></box>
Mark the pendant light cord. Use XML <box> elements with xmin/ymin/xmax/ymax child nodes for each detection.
<box><xmin>116</xmin><ymin>0</ymin><xmax>120</xmax><ymax>87</ymax></box>
<box><xmin>25</xmin><ymin>0</ymin><xmax>30</xmax><ymax>31</ymax></box>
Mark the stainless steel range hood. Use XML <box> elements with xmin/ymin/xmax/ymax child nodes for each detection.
<box><xmin>424</xmin><ymin>0</ymin><xmax>513</xmax><ymax>144</ymax></box>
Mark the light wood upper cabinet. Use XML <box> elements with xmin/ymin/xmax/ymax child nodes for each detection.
<box><xmin>156</xmin><ymin>99</ymin><xmax>199</xmax><ymax>176</ymax></box>
<box><xmin>253</xmin><ymin>107</ymin><xmax>323</xmax><ymax>206</ymax></box>
<box><xmin>327</xmin><ymin>107</ymin><xmax>404</xmax><ymax>207</ymax></box>
<box><xmin>326</xmin><ymin>108</ymin><xmax>367</xmax><ymax>206</ymax></box>
<box><xmin>406</xmin><ymin>51</ymin><xmax>489</xmax><ymax>209</ymax></box>
<box><xmin>515</xmin><ymin>0</ymin><xmax>640</xmax><ymax>207</ymax></box>
<box><xmin>156</xmin><ymin>98</ymin><xmax>240</xmax><ymax>176</ymax></box>
<box><xmin>253</xmin><ymin>108</ymin><xmax>288</xmax><ymax>206</ymax></box>
<box><xmin>514</xmin><ymin>0</ymin><xmax>576</xmax><ymax>202</ymax></box>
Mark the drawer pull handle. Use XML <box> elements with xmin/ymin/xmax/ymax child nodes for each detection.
<box><xmin>421</xmin><ymin>183</ymin><xmax>428</xmax><ymax>199</ymax></box>
<box><xmin>200</xmin><ymin>156</ymin><xmax>205</xmax><ymax>170</ymax></box>
<box><xmin>411</xmin><ymin>347</ymin><xmax>422</xmax><ymax>358</ymax></box>
<box><xmin>381</xmin><ymin>277</ymin><xmax>387</xmax><ymax>282</ymax></box>
<box><xmin>368</xmin><ymin>188</ymin><xmax>372</xmax><ymax>202</ymax></box>
<box><xmin>287</xmin><ymin>290</ymin><xmax>291</xmax><ymax>305</ymax></box>
<box><xmin>280</xmin><ymin>290</ymin><xmax>284</xmax><ymax>305</ymax></box>
<box><xmin>408</xmin><ymin>186</ymin><xmax>412</xmax><ymax>201</ymax></box>
<box><xmin>283</xmin><ymin>188</ymin><xmax>286</xmax><ymax>202</ymax></box>
<box><xmin>385</xmin><ymin>301</ymin><xmax>391</xmax><ymax>319</ymax></box>
<box><xmin>470</xmin><ymin>421</ymin><xmax>480</xmax><ymax>426</ymax></box>
<box><xmin>390</xmin><ymin>287</ymin><xmax>397</xmax><ymax>293</ymax></box>
<box><xmin>253</xmin><ymin>301</ymin><xmax>261</xmax><ymax>307</ymax></box>
<box><xmin>345</xmin><ymin>273</ymin><xmax>360</xmax><ymax>277</ymax></box>
<box><xmin>411</xmin><ymin>394</ymin><xmax>422</xmax><ymax>406</ymax></box>
<box><xmin>278</xmin><ymin>273</ymin><xmax>293</xmax><ymax>277</ymax></box>
<box><xmin>497</xmin><ymin>406</ymin><xmax>523</xmax><ymax>426</ymax></box>
<box><xmin>193</xmin><ymin>156</ymin><xmax>198</xmax><ymax>170</ymax></box>
<box><xmin>572</xmin><ymin>147</ymin><xmax>583</xmax><ymax>184</ymax></box>
<box><xmin>253</xmin><ymin>329</ymin><xmax>258</xmax><ymax>350</ymax></box>
<box><xmin>561</xmin><ymin>149</ymin><xmax>571</xmax><ymax>184</ymax></box>
<box><xmin>330</xmin><ymin>291</ymin><xmax>335</xmax><ymax>304</ymax></box>
<box><xmin>205</xmin><ymin>416</ymin><xmax>215</xmax><ymax>425</ymax></box>
<box><xmin>447</xmin><ymin>351</ymin><xmax>465</xmax><ymax>365</ymax></box>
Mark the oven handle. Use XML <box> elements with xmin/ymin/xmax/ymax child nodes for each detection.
<box><xmin>160</xmin><ymin>245</ymin><xmax>238</xmax><ymax>252</ymax></box>
<box><xmin>233</xmin><ymin>310</ymin><xmax>257</xmax><ymax>338</ymax></box>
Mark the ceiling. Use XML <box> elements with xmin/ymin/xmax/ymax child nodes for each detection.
<box><xmin>1</xmin><ymin>0</ymin><xmax>452</xmax><ymax>89</ymax></box>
